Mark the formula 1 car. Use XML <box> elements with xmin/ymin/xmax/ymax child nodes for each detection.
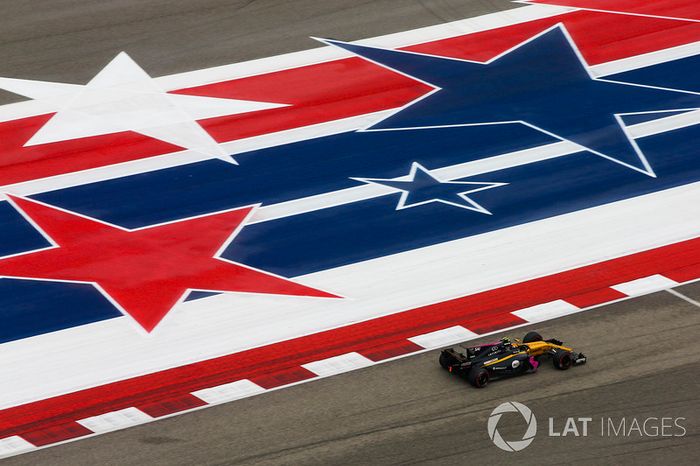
<box><xmin>438</xmin><ymin>331</ymin><xmax>586</xmax><ymax>388</ymax></box>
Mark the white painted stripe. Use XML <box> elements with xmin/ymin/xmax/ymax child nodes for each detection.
<box><xmin>2</xmin><ymin>109</ymin><xmax>392</xmax><ymax>196</ymax></box>
<box><xmin>515</xmin><ymin>0</ymin><xmax>700</xmax><ymax>25</ymax></box>
<box><xmin>612</xmin><ymin>274</ymin><xmax>680</xmax><ymax>296</ymax></box>
<box><xmin>191</xmin><ymin>379</ymin><xmax>265</xmax><ymax>405</ymax></box>
<box><xmin>0</xmin><ymin>5</ymin><xmax>571</xmax><ymax>124</ymax></box>
<box><xmin>592</xmin><ymin>41</ymin><xmax>700</xmax><ymax>76</ymax></box>
<box><xmin>5</xmin><ymin>107</ymin><xmax>700</xmax><ymax>227</ymax></box>
<box><xmin>76</xmin><ymin>407</ymin><xmax>152</xmax><ymax>433</ymax></box>
<box><xmin>0</xmin><ymin>436</ymin><xmax>36</xmax><ymax>457</ymax></box>
<box><xmin>159</xmin><ymin>5</ymin><xmax>574</xmax><ymax>89</ymax></box>
<box><xmin>0</xmin><ymin>3</ymin><xmax>697</xmax><ymax>457</ymax></box>
<box><xmin>302</xmin><ymin>352</ymin><xmax>374</xmax><ymax>377</ymax></box>
<box><xmin>0</xmin><ymin>14</ymin><xmax>697</xmax><ymax>197</ymax></box>
<box><xmin>2</xmin><ymin>181</ymin><xmax>700</xmax><ymax>410</ymax></box>
<box><xmin>247</xmin><ymin>109</ymin><xmax>700</xmax><ymax>224</ymax></box>
<box><xmin>666</xmin><ymin>288</ymin><xmax>700</xmax><ymax>308</ymax></box>
<box><xmin>409</xmin><ymin>326</ymin><xmax>478</xmax><ymax>349</ymax></box>
<box><xmin>512</xmin><ymin>300</ymin><xmax>580</xmax><ymax>322</ymax></box>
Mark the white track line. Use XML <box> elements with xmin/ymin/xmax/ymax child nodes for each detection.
<box><xmin>514</xmin><ymin>1</ymin><xmax>700</xmax><ymax>24</ymax></box>
<box><xmin>192</xmin><ymin>380</ymin><xmax>266</xmax><ymax>404</ymax></box>
<box><xmin>77</xmin><ymin>408</ymin><xmax>153</xmax><ymax>433</ymax></box>
<box><xmin>666</xmin><ymin>288</ymin><xmax>700</xmax><ymax>308</ymax></box>
<box><xmin>512</xmin><ymin>300</ymin><xmax>580</xmax><ymax>322</ymax></box>
<box><xmin>0</xmin><ymin>4</ymin><xmax>573</xmax><ymax>124</ymax></box>
<box><xmin>4</xmin><ymin>107</ymin><xmax>699</xmax><ymax>228</ymax></box>
<box><xmin>302</xmin><ymin>352</ymin><xmax>374</xmax><ymax>377</ymax></box>
<box><xmin>0</xmin><ymin>11</ymin><xmax>697</xmax><ymax>198</ymax></box>
<box><xmin>409</xmin><ymin>326</ymin><xmax>478</xmax><ymax>349</ymax></box>
<box><xmin>4</xmin><ymin>273</ymin><xmax>700</xmax><ymax>459</ymax></box>
<box><xmin>0</xmin><ymin>436</ymin><xmax>35</xmax><ymax>457</ymax></box>
<box><xmin>611</xmin><ymin>274</ymin><xmax>680</xmax><ymax>296</ymax></box>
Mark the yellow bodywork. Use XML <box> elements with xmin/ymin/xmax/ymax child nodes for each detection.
<box><xmin>482</xmin><ymin>339</ymin><xmax>572</xmax><ymax>367</ymax></box>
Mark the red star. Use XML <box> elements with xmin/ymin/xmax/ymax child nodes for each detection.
<box><xmin>0</xmin><ymin>195</ymin><xmax>337</xmax><ymax>332</ymax></box>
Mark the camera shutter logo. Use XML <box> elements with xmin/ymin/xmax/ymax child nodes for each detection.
<box><xmin>487</xmin><ymin>401</ymin><xmax>537</xmax><ymax>452</ymax></box>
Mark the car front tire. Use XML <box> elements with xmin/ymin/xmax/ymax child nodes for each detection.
<box><xmin>553</xmin><ymin>350</ymin><xmax>573</xmax><ymax>370</ymax></box>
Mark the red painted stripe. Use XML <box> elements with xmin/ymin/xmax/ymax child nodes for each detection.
<box><xmin>21</xmin><ymin>422</ymin><xmax>92</xmax><ymax>447</ymax></box>
<box><xmin>1</xmin><ymin>235</ymin><xmax>700</xmax><ymax>440</ymax></box>
<box><xmin>137</xmin><ymin>394</ymin><xmax>207</xmax><ymax>418</ymax></box>
<box><xmin>408</xmin><ymin>10</ymin><xmax>700</xmax><ymax>65</ymax></box>
<box><xmin>664</xmin><ymin>263</ymin><xmax>700</xmax><ymax>283</ymax></box>
<box><xmin>250</xmin><ymin>366</ymin><xmax>318</xmax><ymax>389</ymax></box>
<box><xmin>564</xmin><ymin>288</ymin><xmax>627</xmax><ymax>307</ymax></box>
<box><xmin>1</xmin><ymin>9</ymin><xmax>697</xmax><ymax>186</ymax></box>
<box><xmin>529</xmin><ymin>0</ymin><xmax>700</xmax><ymax>21</ymax></box>
<box><xmin>458</xmin><ymin>308</ymin><xmax>528</xmax><ymax>334</ymax></box>
<box><xmin>0</xmin><ymin>115</ymin><xmax>176</xmax><ymax>186</ymax></box>
<box><xmin>359</xmin><ymin>340</ymin><xmax>424</xmax><ymax>362</ymax></box>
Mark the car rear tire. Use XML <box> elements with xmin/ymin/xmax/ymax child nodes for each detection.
<box><xmin>439</xmin><ymin>352</ymin><xmax>451</xmax><ymax>370</ymax></box>
<box><xmin>467</xmin><ymin>367</ymin><xmax>490</xmax><ymax>388</ymax></box>
<box><xmin>523</xmin><ymin>331</ymin><xmax>543</xmax><ymax>343</ymax></box>
<box><xmin>553</xmin><ymin>351</ymin><xmax>573</xmax><ymax>370</ymax></box>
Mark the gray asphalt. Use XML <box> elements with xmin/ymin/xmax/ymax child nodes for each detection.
<box><xmin>2</xmin><ymin>1</ymin><xmax>699</xmax><ymax>465</ymax></box>
<box><xmin>0</xmin><ymin>0</ymin><xmax>516</xmax><ymax>104</ymax></box>
<box><xmin>7</xmin><ymin>284</ymin><xmax>700</xmax><ymax>466</ymax></box>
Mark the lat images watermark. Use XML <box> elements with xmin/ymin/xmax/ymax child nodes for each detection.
<box><xmin>487</xmin><ymin>401</ymin><xmax>687</xmax><ymax>452</ymax></box>
<box><xmin>487</xmin><ymin>402</ymin><xmax>537</xmax><ymax>452</ymax></box>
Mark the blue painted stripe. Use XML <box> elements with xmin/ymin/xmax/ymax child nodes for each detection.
<box><xmin>614</xmin><ymin>54</ymin><xmax>700</xmax><ymax>126</ymax></box>
<box><xmin>32</xmin><ymin>124</ymin><xmax>554</xmax><ymax>229</ymax></box>
<box><xmin>0</xmin><ymin>54</ymin><xmax>698</xmax><ymax>343</ymax></box>
<box><xmin>226</xmin><ymin>123</ymin><xmax>700</xmax><ymax>275</ymax></box>
<box><xmin>25</xmin><ymin>52</ymin><xmax>699</xmax><ymax>228</ymax></box>
<box><xmin>0</xmin><ymin>280</ymin><xmax>120</xmax><ymax>343</ymax></box>
<box><xmin>610</xmin><ymin>54</ymin><xmax>700</xmax><ymax>93</ymax></box>
<box><xmin>2</xmin><ymin>121</ymin><xmax>698</xmax><ymax>343</ymax></box>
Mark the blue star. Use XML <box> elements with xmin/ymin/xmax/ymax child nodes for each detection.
<box><xmin>315</xmin><ymin>25</ymin><xmax>700</xmax><ymax>176</ymax></box>
<box><xmin>352</xmin><ymin>162</ymin><xmax>507</xmax><ymax>213</ymax></box>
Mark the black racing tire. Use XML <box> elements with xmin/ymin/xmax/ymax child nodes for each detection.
<box><xmin>467</xmin><ymin>367</ymin><xmax>490</xmax><ymax>388</ymax></box>
<box><xmin>439</xmin><ymin>352</ymin><xmax>451</xmax><ymax>370</ymax></box>
<box><xmin>553</xmin><ymin>351</ymin><xmax>573</xmax><ymax>370</ymax></box>
<box><xmin>523</xmin><ymin>331</ymin><xmax>543</xmax><ymax>343</ymax></box>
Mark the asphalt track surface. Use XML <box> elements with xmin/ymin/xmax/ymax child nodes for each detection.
<box><xmin>7</xmin><ymin>284</ymin><xmax>700</xmax><ymax>465</ymax></box>
<box><xmin>0</xmin><ymin>0</ymin><xmax>516</xmax><ymax>104</ymax></box>
<box><xmin>1</xmin><ymin>1</ymin><xmax>699</xmax><ymax>465</ymax></box>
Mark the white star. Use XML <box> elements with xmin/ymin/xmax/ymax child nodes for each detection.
<box><xmin>0</xmin><ymin>52</ymin><xmax>288</xmax><ymax>164</ymax></box>
<box><xmin>352</xmin><ymin>162</ymin><xmax>507</xmax><ymax>213</ymax></box>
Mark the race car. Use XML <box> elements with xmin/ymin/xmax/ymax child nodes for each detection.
<box><xmin>438</xmin><ymin>331</ymin><xmax>586</xmax><ymax>388</ymax></box>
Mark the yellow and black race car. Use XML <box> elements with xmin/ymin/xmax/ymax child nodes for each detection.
<box><xmin>439</xmin><ymin>331</ymin><xmax>586</xmax><ymax>388</ymax></box>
